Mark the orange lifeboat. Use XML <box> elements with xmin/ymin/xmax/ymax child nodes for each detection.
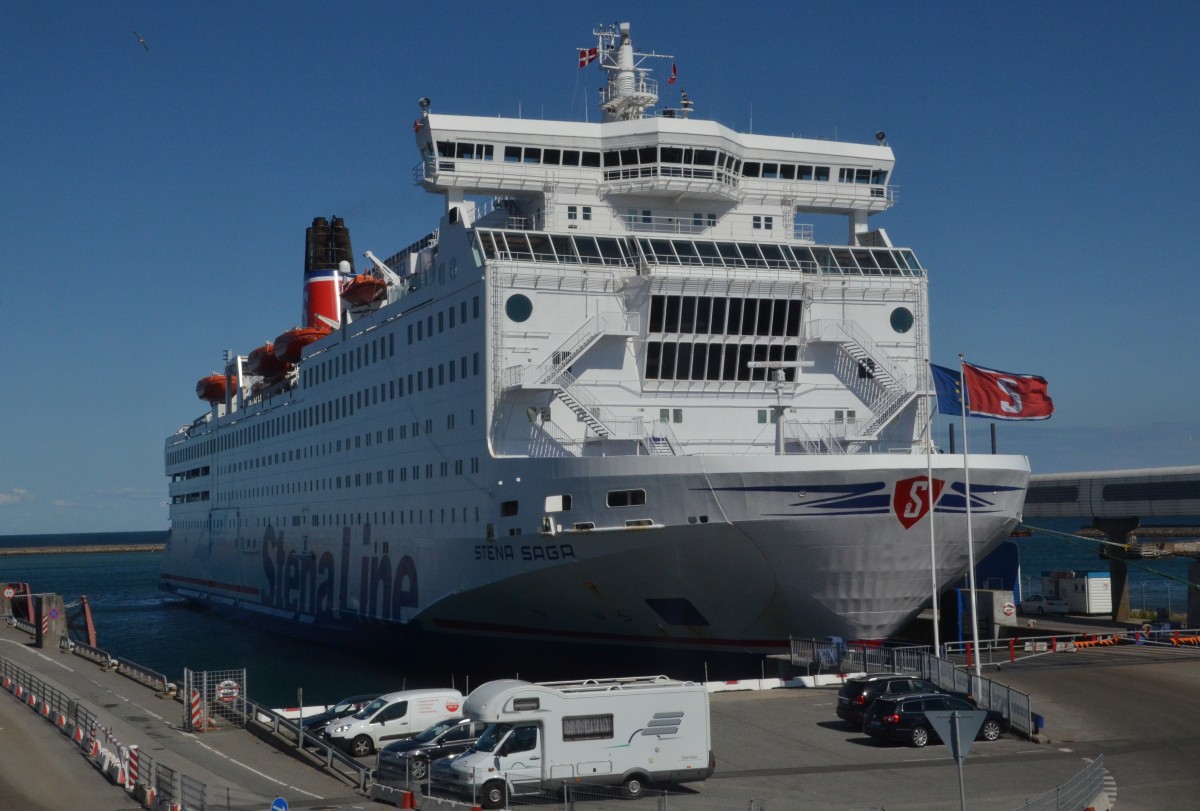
<box><xmin>341</xmin><ymin>274</ymin><xmax>387</xmax><ymax>307</ymax></box>
<box><xmin>274</xmin><ymin>324</ymin><xmax>332</xmax><ymax>364</ymax></box>
<box><xmin>196</xmin><ymin>374</ymin><xmax>235</xmax><ymax>404</ymax></box>
<box><xmin>247</xmin><ymin>342</ymin><xmax>290</xmax><ymax>379</ymax></box>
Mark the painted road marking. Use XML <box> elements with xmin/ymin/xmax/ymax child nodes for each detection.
<box><xmin>181</xmin><ymin>732</ymin><xmax>323</xmax><ymax>799</ymax></box>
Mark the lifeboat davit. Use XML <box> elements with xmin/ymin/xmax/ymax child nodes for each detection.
<box><xmin>247</xmin><ymin>342</ymin><xmax>290</xmax><ymax>379</ymax></box>
<box><xmin>274</xmin><ymin>324</ymin><xmax>332</xmax><ymax>364</ymax></box>
<box><xmin>341</xmin><ymin>274</ymin><xmax>387</xmax><ymax>307</ymax></box>
<box><xmin>196</xmin><ymin>374</ymin><xmax>235</xmax><ymax>404</ymax></box>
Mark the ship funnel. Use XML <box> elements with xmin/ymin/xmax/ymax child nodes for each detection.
<box><xmin>303</xmin><ymin>215</ymin><xmax>351</xmax><ymax>329</ymax></box>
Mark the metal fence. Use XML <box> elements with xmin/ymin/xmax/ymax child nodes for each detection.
<box><xmin>788</xmin><ymin>638</ymin><xmax>1037</xmax><ymax>738</ymax></box>
<box><xmin>380</xmin><ymin>773</ymin><xmax>769</xmax><ymax>811</ymax></box>
<box><xmin>1012</xmin><ymin>755</ymin><xmax>1105</xmax><ymax>811</ymax></box>
<box><xmin>243</xmin><ymin>696</ymin><xmax>373</xmax><ymax>791</ymax></box>
<box><xmin>183</xmin><ymin>666</ymin><xmax>247</xmax><ymax>731</ymax></box>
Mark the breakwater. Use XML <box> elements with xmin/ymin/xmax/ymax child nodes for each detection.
<box><xmin>0</xmin><ymin>544</ymin><xmax>164</xmax><ymax>557</ymax></box>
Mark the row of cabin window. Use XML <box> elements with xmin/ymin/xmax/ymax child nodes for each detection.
<box><xmin>649</xmin><ymin>295</ymin><xmax>803</xmax><ymax>338</ymax></box>
<box><xmin>645</xmin><ymin>341</ymin><xmax>801</xmax><ymax>382</ymax></box>
<box><xmin>215</xmin><ymin>453</ymin><xmax>484</xmax><ymax>505</ymax></box>
<box><xmin>172</xmin><ymin>503</ymin><xmax>485</xmax><ymax>534</ymax></box>
<box><xmin>169</xmin><ymin>352</ymin><xmax>482</xmax><ymax>470</ymax></box>
<box><xmin>408</xmin><ymin>296</ymin><xmax>482</xmax><ymax>344</ymax></box>
<box><xmin>433</xmin><ymin>140</ymin><xmax>887</xmax><ymax>185</ymax></box>
<box><xmin>301</xmin><ymin>296</ymin><xmax>481</xmax><ymax>390</ymax></box>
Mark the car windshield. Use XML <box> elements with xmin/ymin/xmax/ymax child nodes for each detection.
<box><xmin>331</xmin><ymin>696</ymin><xmax>366</xmax><ymax>714</ymax></box>
<box><xmin>413</xmin><ymin>719</ymin><xmax>459</xmax><ymax>743</ymax></box>
<box><xmin>472</xmin><ymin>723</ymin><xmax>512</xmax><ymax>753</ymax></box>
<box><xmin>354</xmin><ymin>697</ymin><xmax>389</xmax><ymax>719</ymax></box>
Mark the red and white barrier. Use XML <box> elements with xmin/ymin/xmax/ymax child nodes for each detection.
<box><xmin>127</xmin><ymin>745</ymin><xmax>140</xmax><ymax>790</ymax></box>
<box><xmin>189</xmin><ymin>690</ymin><xmax>202</xmax><ymax>731</ymax></box>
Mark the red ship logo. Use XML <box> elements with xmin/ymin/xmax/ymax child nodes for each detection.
<box><xmin>893</xmin><ymin>476</ymin><xmax>945</xmax><ymax>529</ymax></box>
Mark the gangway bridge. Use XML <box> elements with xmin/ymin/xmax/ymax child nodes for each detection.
<box><xmin>1023</xmin><ymin>464</ymin><xmax>1200</xmax><ymax>626</ymax></box>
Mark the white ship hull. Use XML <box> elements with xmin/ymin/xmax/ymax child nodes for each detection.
<box><xmin>162</xmin><ymin>454</ymin><xmax>1027</xmax><ymax>653</ymax></box>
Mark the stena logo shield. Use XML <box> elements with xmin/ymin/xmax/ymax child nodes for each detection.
<box><xmin>893</xmin><ymin>476</ymin><xmax>945</xmax><ymax>529</ymax></box>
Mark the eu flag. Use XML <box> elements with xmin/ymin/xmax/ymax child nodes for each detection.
<box><xmin>931</xmin><ymin>364</ymin><xmax>963</xmax><ymax>415</ymax></box>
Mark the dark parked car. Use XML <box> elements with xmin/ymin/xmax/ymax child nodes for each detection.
<box><xmin>837</xmin><ymin>675</ymin><xmax>968</xmax><ymax>728</ymax></box>
<box><xmin>300</xmin><ymin>694</ymin><xmax>378</xmax><ymax>731</ymax></box>
<box><xmin>863</xmin><ymin>693</ymin><xmax>1007</xmax><ymax>747</ymax></box>
<box><xmin>376</xmin><ymin>718</ymin><xmax>488</xmax><ymax>783</ymax></box>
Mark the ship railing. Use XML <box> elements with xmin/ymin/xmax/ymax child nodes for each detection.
<box><xmin>601</xmin><ymin>75</ymin><xmax>659</xmax><ymax>105</ymax></box>
<box><xmin>785</xmin><ymin>419</ymin><xmax>851</xmax><ymax>454</ymax></box>
<box><xmin>616</xmin><ymin>212</ymin><xmax>707</xmax><ymax>235</ymax></box>
<box><xmin>751</xmin><ymin>178</ymin><xmax>898</xmax><ymax>208</ymax></box>
<box><xmin>537</xmin><ymin>311</ymin><xmax>642</xmax><ymax>385</ymax></box>
<box><xmin>413</xmin><ymin>156</ymin><xmax>604</xmax><ymax>192</ymax></box>
<box><xmin>639</xmin><ymin>416</ymin><xmax>682</xmax><ymax>455</ymax></box>
<box><xmin>806</xmin><ymin>318</ymin><xmax>907</xmax><ymax>387</ymax></box>
<box><xmin>529</xmin><ymin>420</ymin><xmax>584</xmax><ymax>457</ymax></box>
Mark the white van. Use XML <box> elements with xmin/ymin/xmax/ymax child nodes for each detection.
<box><xmin>324</xmin><ymin>688</ymin><xmax>463</xmax><ymax>756</ymax></box>
<box><xmin>435</xmin><ymin>676</ymin><xmax>712</xmax><ymax>808</ymax></box>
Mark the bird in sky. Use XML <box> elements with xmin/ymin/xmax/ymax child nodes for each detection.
<box><xmin>133</xmin><ymin>31</ymin><xmax>149</xmax><ymax>52</ymax></box>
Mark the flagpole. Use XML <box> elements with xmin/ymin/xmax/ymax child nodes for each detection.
<box><xmin>925</xmin><ymin>359</ymin><xmax>940</xmax><ymax>655</ymax></box>
<box><xmin>958</xmin><ymin>354</ymin><xmax>982</xmax><ymax>679</ymax></box>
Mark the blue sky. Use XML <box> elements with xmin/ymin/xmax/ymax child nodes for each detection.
<box><xmin>2</xmin><ymin>2</ymin><xmax>1197</xmax><ymax>534</ymax></box>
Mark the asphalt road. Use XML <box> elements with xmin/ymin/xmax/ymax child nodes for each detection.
<box><xmin>0</xmin><ymin>687</ymin><xmax>140</xmax><ymax>811</ymax></box>
<box><xmin>10</xmin><ymin>617</ymin><xmax>1200</xmax><ymax>810</ymax></box>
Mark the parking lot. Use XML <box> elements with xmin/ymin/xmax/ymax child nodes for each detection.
<box><xmin>374</xmin><ymin>684</ymin><xmax>1101</xmax><ymax>811</ymax></box>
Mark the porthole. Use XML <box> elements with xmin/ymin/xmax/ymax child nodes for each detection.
<box><xmin>505</xmin><ymin>294</ymin><xmax>533</xmax><ymax>323</ymax></box>
<box><xmin>890</xmin><ymin>307</ymin><xmax>914</xmax><ymax>334</ymax></box>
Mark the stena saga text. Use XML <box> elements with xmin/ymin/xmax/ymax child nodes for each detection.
<box><xmin>163</xmin><ymin>23</ymin><xmax>1030</xmax><ymax>654</ymax></box>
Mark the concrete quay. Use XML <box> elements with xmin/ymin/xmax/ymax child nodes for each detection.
<box><xmin>0</xmin><ymin>614</ymin><xmax>1154</xmax><ymax>811</ymax></box>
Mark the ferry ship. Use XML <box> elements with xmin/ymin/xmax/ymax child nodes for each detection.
<box><xmin>162</xmin><ymin>24</ymin><xmax>1030</xmax><ymax>653</ymax></box>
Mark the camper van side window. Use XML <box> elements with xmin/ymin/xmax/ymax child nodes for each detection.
<box><xmin>563</xmin><ymin>714</ymin><xmax>614</xmax><ymax>741</ymax></box>
<box><xmin>511</xmin><ymin>697</ymin><xmax>540</xmax><ymax>711</ymax></box>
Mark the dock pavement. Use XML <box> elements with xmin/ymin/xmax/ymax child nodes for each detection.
<box><xmin>1</xmin><ymin>614</ymin><xmax>1163</xmax><ymax>810</ymax></box>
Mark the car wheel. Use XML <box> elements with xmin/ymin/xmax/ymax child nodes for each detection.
<box><xmin>622</xmin><ymin>774</ymin><xmax>646</xmax><ymax>799</ymax></box>
<box><xmin>410</xmin><ymin>757</ymin><xmax>428</xmax><ymax>780</ymax></box>
<box><xmin>350</xmin><ymin>735</ymin><xmax>374</xmax><ymax>758</ymax></box>
<box><xmin>910</xmin><ymin>725</ymin><xmax>930</xmax><ymax>748</ymax></box>
<box><xmin>981</xmin><ymin>719</ymin><xmax>1003</xmax><ymax>741</ymax></box>
<box><xmin>481</xmin><ymin>780</ymin><xmax>507</xmax><ymax>809</ymax></box>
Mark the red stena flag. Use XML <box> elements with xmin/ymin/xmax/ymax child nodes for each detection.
<box><xmin>668</xmin><ymin>63</ymin><xmax>677</xmax><ymax>84</ymax></box>
<box><xmin>578</xmin><ymin>47</ymin><xmax>598</xmax><ymax>68</ymax></box>
<box><xmin>962</xmin><ymin>361</ymin><xmax>1054</xmax><ymax>421</ymax></box>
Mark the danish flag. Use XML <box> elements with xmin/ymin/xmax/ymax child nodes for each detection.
<box><xmin>578</xmin><ymin>47</ymin><xmax>598</xmax><ymax>68</ymax></box>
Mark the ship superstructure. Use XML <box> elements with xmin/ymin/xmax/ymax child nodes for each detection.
<box><xmin>163</xmin><ymin>24</ymin><xmax>1029</xmax><ymax>652</ymax></box>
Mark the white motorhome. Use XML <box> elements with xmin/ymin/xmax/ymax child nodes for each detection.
<box><xmin>435</xmin><ymin>676</ymin><xmax>713</xmax><ymax>808</ymax></box>
<box><xmin>324</xmin><ymin>687</ymin><xmax>463</xmax><ymax>756</ymax></box>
